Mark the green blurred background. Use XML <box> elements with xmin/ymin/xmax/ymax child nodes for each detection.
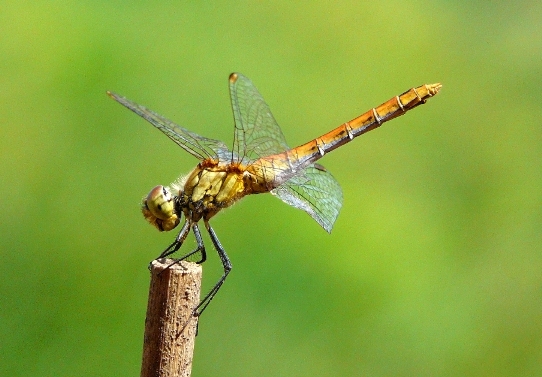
<box><xmin>2</xmin><ymin>1</ymin><xmax>541</xmax><ymax>376</ymax></box>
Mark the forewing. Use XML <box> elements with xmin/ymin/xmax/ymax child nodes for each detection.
<box><xmin>271</xmin><ymin>164</ymin><xmax>343</xmax><ymax>233</ymax></box>
<box><xmin>108</xmin><ymin>92</ymin><xmax>231</xmax><ymax>161</ymax></box>
<box><xmin>229</xmin><ymin>73</ymin><xmax>290</xmax><ymax>164</ymax></box>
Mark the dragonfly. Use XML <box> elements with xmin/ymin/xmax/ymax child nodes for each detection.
<box><xmin>108</xmin><ymin>73</ymin><xmax>441</xmax><ymax>324</ymax></box>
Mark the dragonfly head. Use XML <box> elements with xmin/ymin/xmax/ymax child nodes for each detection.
<box><xmin>141</xmin><ymin>185</ymin><xmax>180</xmax><ymax>232</ymax></box>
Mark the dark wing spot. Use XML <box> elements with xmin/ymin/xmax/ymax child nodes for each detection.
<box><xmin>313</xmin><ymin>163</ymin><xmax>327</xmax><ymax>172</ymax></box>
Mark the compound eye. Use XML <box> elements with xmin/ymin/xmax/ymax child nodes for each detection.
<box><xmin>141</xmin><ymin>185</ymin><xmax>180</xmax><ymax>232</ymax></box>
<box><xmin>146</xmin><ymin>185</ymin><xmax>175</xmax><ymax>220</ymax></box>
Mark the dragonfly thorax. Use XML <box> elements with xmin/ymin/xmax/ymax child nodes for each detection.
<box><xmin>178</xmin><ymin>160</ymin><xmax>256</xmax><ymax>222</ymax></box>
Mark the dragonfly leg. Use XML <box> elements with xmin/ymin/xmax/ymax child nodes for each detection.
<box><xmin>191</xmin><ymin>223</ymin><xmax>207</xmax><ymax>264</ymax></box>
<box><xmin>151</xmin><ymin>220</ymin><xmax>192</xmax><ymax>271</ymax></box>
<box><xmin>160</xmin><ymin>223</ymin><xmax>209</xmax><ymax>275</ymax></box>
<box><xmin>166</xmin><ymin>223</ymin><xmax>207</xmax><ymax>268</ymax></box>
<box><xmin>158</xmin><ymin>220</ymin><xmax>191</xmax><ymax>259</ymax></box>
<box><xmin>192</xmin><ymin>221</ymin><xmax>232</xmax><ymax>318</ymax></box>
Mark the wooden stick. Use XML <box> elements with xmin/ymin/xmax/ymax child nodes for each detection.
<box><xmin>140</xmin><ymin>259</ymin><xmax>202</xmax><ymax>377</ymax></box>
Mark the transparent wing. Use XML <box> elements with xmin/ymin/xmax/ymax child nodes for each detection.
<box><xmin>229</xmin><ymin>73</ymin><xmax>290</xmax><ymax>164</ymax></box>
<box><xmin>108</xmin><ymin>91</ymin><xmax>231</xmax><ymax>162</ymax></box>
<box><xmin>271</xmin><ymin>164</ymin><xmax>343</xmax><ymax>233</ymax></box>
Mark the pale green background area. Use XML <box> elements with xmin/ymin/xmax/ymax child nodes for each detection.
<box><xmin>1</xmin><ymin>1</ymin><xmax>541</xmax><ymax>376</ymax></box>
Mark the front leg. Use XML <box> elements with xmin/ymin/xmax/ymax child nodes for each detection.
<box><xmin>149</xmin><ymin>220</ymin><xmax>192</xmax><ymax>270</ymax></box>
<box><xmin>163</xmin><ymin>223</ymin><xmax>207</xmax><ymax>271</ymax></box>
<box><xmin>158</xmin><ymin>220</ymin><xmax>191</xmax><ymax>259</ymax></box>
